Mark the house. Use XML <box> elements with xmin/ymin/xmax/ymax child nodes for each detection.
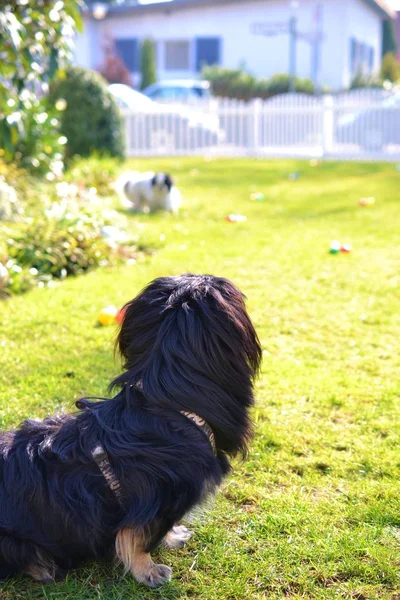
<box><xmin>74</xmin><ymin>0</ymin><xmax>396</xmax><ymax>90</ymax></box>
<box><xmin>396</xmin><ymin>10</ymin><xmax>400</xmax><ymax>60</ymax></box>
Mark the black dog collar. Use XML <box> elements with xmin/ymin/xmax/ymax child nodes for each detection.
<box><xmin>91</xmin><ymin>411</ymin><xmax>216</xmax><ymax>507</ymax></box>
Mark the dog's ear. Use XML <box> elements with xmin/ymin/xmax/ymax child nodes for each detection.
<box><xmin>164</xmin><ymin>174</ymin><xmax>173</xmax><ymax>192</ymax></box>
<box><xmin>151</xmin><ymin>175</ymin><xmax>157</xmax><ymax>187</ymax></box>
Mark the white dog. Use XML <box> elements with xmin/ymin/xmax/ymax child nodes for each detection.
<box><xmin>116</xmin><ymin>171</ymin><xmax>181</xmax><ymax>214</ymax></box>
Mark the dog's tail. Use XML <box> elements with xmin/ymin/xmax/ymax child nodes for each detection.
<box><xmin>165</xmin><ymin>187</ymin><xmax>182</xmax><ymax>214</ymax></box>
<box><xmin>0</xmin><ymin>533</ymin><xmax>57</xmax><ymax>581</ymax></box>
<box><xmin>114</xmin><ymin>171</ymin><xmax>140</xmax><ymax>208</ymax></box>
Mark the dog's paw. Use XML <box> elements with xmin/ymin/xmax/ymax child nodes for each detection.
<box><xmin>144</xmin><ymin>564</ymin><xmax>172</xmax><ymax>587</ymax></box>
<box><xmin>165</xmin><ymin>525</ymin><xmax>194</xmax><ymax>549</ymax></box>
<box><xmin>25</xmin><ymin>564</ymin><xmax>65</xmax><ymax>584</ymax></box>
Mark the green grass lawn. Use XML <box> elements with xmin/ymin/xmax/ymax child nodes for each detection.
<box><xmin>0</xmin><ymin>158</ymin><xmax>399</xmax><ymax>600</ymax></box>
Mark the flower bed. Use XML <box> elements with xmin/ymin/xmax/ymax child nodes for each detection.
<box><xmin>0</xmin><ymin>159</ymin><xmax>143</xmax><ymax>298</ymax></box>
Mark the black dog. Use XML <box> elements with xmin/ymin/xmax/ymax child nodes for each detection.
<box><xmin>0</xmin><ymin>274</ymin><xmax>261</xmax><ymax>586</ymax></box>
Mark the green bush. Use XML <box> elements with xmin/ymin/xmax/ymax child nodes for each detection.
<box><xmin>0</xmin><ymin>177</ymin><xmax>23</xmax><ymax>222</ymax></box>
<box><xmin>381</xmin><ymin>52</ymin><xmax>400</xmax><ymax>83</ymax></box>
<box><xmin>266</xmin><ymin>73</ymin><xmax>315</xmax><ymax>96</ymax></box>
<box><xmin>140</xmin><ymin>38</ymin><xmax>157</xmax><ymax>90</ymax></box>
<box><xmin>9</xmin><ymin>93</ymin><xmax>65</xmax><ymax>177</ymax></box>
<box><xmin>0</xmin><ymin>158</ymin><xmax>147</xmax><ymax>298</ymax></box>
<box><xmin>64</xmin><ymin>155</ymin><xmax>121</xmax><ymax>196</ymax></box>
<box><xmin>203</xmin><ymin>65</ymin><xmax>248</xmax><ymax>98</ymax></box>
<box><xmin>202</xmin><ymin>65</ymin><xmax>315</xmax><ymax>100</ymax></box>
<box><xmin>2</xmin><ymin>199</ymin><xmax>139</xmax><ymax>297</ymax></box>
<box><xmin>349</xmin><ymin>69</ymin><xmax>383</xmax><ymax>90</ymax></box>
<box><xmin>50</xmin><ymin>67</ymin><xmax>125</xmax><ymax>161</ymax></box>
<box><xmin>7</xmin><ymin>214</ymin><xmax>112</xmax><ymax>279</ymax></box>
<box><xmin>229</xmin><ymin>72</ymin><xmax>258</xmax><ymax>101</ymax></box>
<box><xmin>0</xmin><ymin>1</ymin><xmax>81</xmax><ymax>174</ymax></box>
<box><xmin>0</xmin><ymin>260</ymin><xmax>39</xmax><ymax>298</ymax></box>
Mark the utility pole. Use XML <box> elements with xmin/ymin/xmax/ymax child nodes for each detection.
<box><xmin>311</xmin><ymin>4</ymin><xmax>323</xmax><ymax>94</ymax></box>
<box><xmin>289</xmin><ymin>8</ymin><xmax>298</xmax><ymax>93</ymax></box>
<box><xmin>251</xmin><ymin>0</ymin><xmax>324</xmax><ymax>92</ymax></box>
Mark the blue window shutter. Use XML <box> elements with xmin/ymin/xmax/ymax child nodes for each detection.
<box><xmin>195</xmin><ymin>37</ymin><xmax>221</xmax><ymax>72</ymax></box>
<box><xmin>362</xmin><ymin>43</ymin><xmax>369</xmax><ymax>66</ymax></box>
<box><xmin>115</xmin><ymin>38</ymin><xmax>139</xmax><ymax>71</ymax></box>
<box><xmin>369</xmin><ymin>47</ymin><xmax>374</xmax><ymax>70</ymax></box>
<box><xmin>350</xmin><ymin>37</ymin><xmax>357</xmax><ymax>73</ymax></box>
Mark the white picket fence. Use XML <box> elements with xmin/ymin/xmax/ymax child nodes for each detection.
<box><xmin>123</xmin><ymin>89</ymin><xmax>400</xmax><ymax>161</ymax></box>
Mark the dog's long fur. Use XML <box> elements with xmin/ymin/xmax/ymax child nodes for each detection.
<box><xmin>0</xmin><ymin>274</ymin><xmax>261</xmax><ymax>585</ymax></box>
<box><xmin>116</xmin><ymin>171</ymin><xmax>181</xmax><ymax>214</ymax></box>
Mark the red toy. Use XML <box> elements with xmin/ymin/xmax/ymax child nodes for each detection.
<box><xmin>115</xmin><ymin>307</ymin><xmax>126</xmax><ymax>324</ymax></box>
<box><xmin>226</xmin><ymin>214</ymin><xmax>247</xmax><ymax>223</ymax></box>
<box><xmin>359</xmin><ymin>197</ymin><xmax>375</xmax><ymax>206</ymax></box>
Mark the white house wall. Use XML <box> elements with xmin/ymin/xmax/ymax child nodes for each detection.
<box><xmin>73</xmin><ymin>19</ymin><xmax>95</xmax><ymax>70</ymax></box>
<box><xmin>74</xmin><ymin>0</ymin><xmax>384</xmax><ymax>90</ymax></box>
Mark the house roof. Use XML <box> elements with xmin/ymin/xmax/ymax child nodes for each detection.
<box><xmin>363</xmin><ymin>0</ymin><xmax>396</xmax><ymax>19</ymax></box>
<box><xmin>85</xmin><ymin>0</ymin><xmax>396</xmax><ymax>20</ymax></box>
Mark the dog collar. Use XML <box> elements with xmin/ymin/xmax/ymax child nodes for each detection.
<box><xmin>91</xmin><ymin>445</ymin><xmax>125</xmax><ymax>506</ymax></box>
<box><xmin>180</xmin><ymin>411</ymin><xmax>217</xmax><ymax>455</ymax></box>
<box><xmin>91</xmin><ymin>411</ymin><xmax>216</xmax><ymax>507</ymax></box>
<box><xmin>131</xmin><ymin>383</ymin><xmax>216</xmax><ymax>454</ymax></box>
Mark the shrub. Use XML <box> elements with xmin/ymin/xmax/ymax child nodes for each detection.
<box><xmin>381</xmin><ymin>52</ymin><xmax>400</xmax><ymax>83</ymax></box>
<box><xmin>350</xmin><ymin>70</ymin><xmax>383</xmax><ymax>90</ymax></box>
<box><xmin>7</xmin><ymin>214</ymin><xmax>113</xmax><ymax>279</ymax></box>
<box><xmin>140</xmin><ymin>38</ymin><xmax>157</xmax><ymax>90</ymax></box>
<box><xmin>0</xmin><ymin>158</ymin><xmax>148</xmax><ymax>298</ymax></box>
<box><xmin>0</xmin><ymin>258</ymin><xmax>46</xmax><ymax>298</ymax></box>
<box><xmin>0</xmin><ymin>1</ymin><xmax>81</xmax><ymax>174</ymax></box>
<box><xmin>202</xmin><ymin>65</ymin><xmax>246</xmax><ymax>97</ymax></box>
<box><xmin>229</xmin><ymin>72</ymin><xmax>258</xmax><ymax>101</ymax></box>
<box><xmin>202</xmin><ymin>65</ymin><xmax>315</xmax><ymax>100</ymax></box>
<box><xmin>9</xmin><ymin>93</ymin><xmax>66</xmax><ymax>177</ymax></box>
<box><xmin>64</xmin><ymin>155</ymin><xmax>121</xmax><ymax>196</ymax></box>
<box><xmin>266</xmin><ymin>73</ymin><xmax>315</xmax><ymax>96</ymax></box>
<box><xmin>100</xmin><ymin>44</ymin><xmax>132</xmax><ymax>85</ymax></box>
<box><xmin>50</xmin><ymin>67</ymin><xmax>125</xmax><ymax>161</ymax></box>
<box><xmin>253</xmin><ymin>78</ymin><xmax>271</xmax><ymax>100</ymax></box>
<box><xmin>2</xmin><ymin>197</ymin><xmax>139</xmax><ymax>297</ymax></box>
<box><xmin>0</xmin><ymin>177</ymin><xmax>23</xmax><ymax>222</ymax></box>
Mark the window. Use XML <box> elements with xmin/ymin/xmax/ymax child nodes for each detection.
<box><xmin>115</xmin><ymin>38</ymin><xmax>138</xmax><ymax>71</ymax></box>
<box><xmin>350</xmin><ymin>38</ymin><xmax>375</xmax><ymax>75</ymax></box>
<box><xmin>165</xmin><ymin>41</ymin><xmax>190</xmax><ymax>70</ymax></box>
<box><xmin>350</xmin><ymin>38</ymin><xmax>357</xmax><ymax>74</ymax></box>
<box><xmin>195</xmin><ymin>37</ymin><xmax>221</xmax><ymax>72</ymax></box>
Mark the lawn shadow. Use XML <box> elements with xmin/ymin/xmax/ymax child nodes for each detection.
<box><xmin>285</xmin><ymin>204</ymin><xmax>357</xmax><ymax>221</ymax></box>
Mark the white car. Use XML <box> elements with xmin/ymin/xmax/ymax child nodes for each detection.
<box><xmin>108</xmin><ymin>83</ymin><xmax>222</xmax><ymax>151</ymax></box>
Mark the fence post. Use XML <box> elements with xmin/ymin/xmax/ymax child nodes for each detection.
<box><xmin>322</xmin><ymin>95</ymin><xmax>334</xmax><ymax>157</ymax></box>
<box><xmin>251</xmin><ymin>98</ymin><xmax>262</xmax><ymax>156</ymax></box>
<box><xmin>124</xmin><ymin>111</ymin><xmax>132</xmax><ymax>157</ymax></box>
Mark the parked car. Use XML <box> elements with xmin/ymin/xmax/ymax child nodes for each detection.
<box><xmin>336</xmin><ymin>93</ymin><xmax>400</xmax><ymax>151</ymax></box>
<box><xmin>142</xmin><ymin>80</ymin><xmax>211</xmax><ymax>102</ymax></box>
<box><xmin>108</xmin><ymin>83</ymin><xmax>221</xmax><ymax>152</ymax></box>
<box><xmin>108</xmin><ymin>84</ymin><xmax>155</xmax><ymax>111</ymax></box>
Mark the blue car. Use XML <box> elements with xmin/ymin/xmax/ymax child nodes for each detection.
<box><xmin>142</xmin><ymin>80</ymin><xmax>211</xmax><ymax>102</ymax></box>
